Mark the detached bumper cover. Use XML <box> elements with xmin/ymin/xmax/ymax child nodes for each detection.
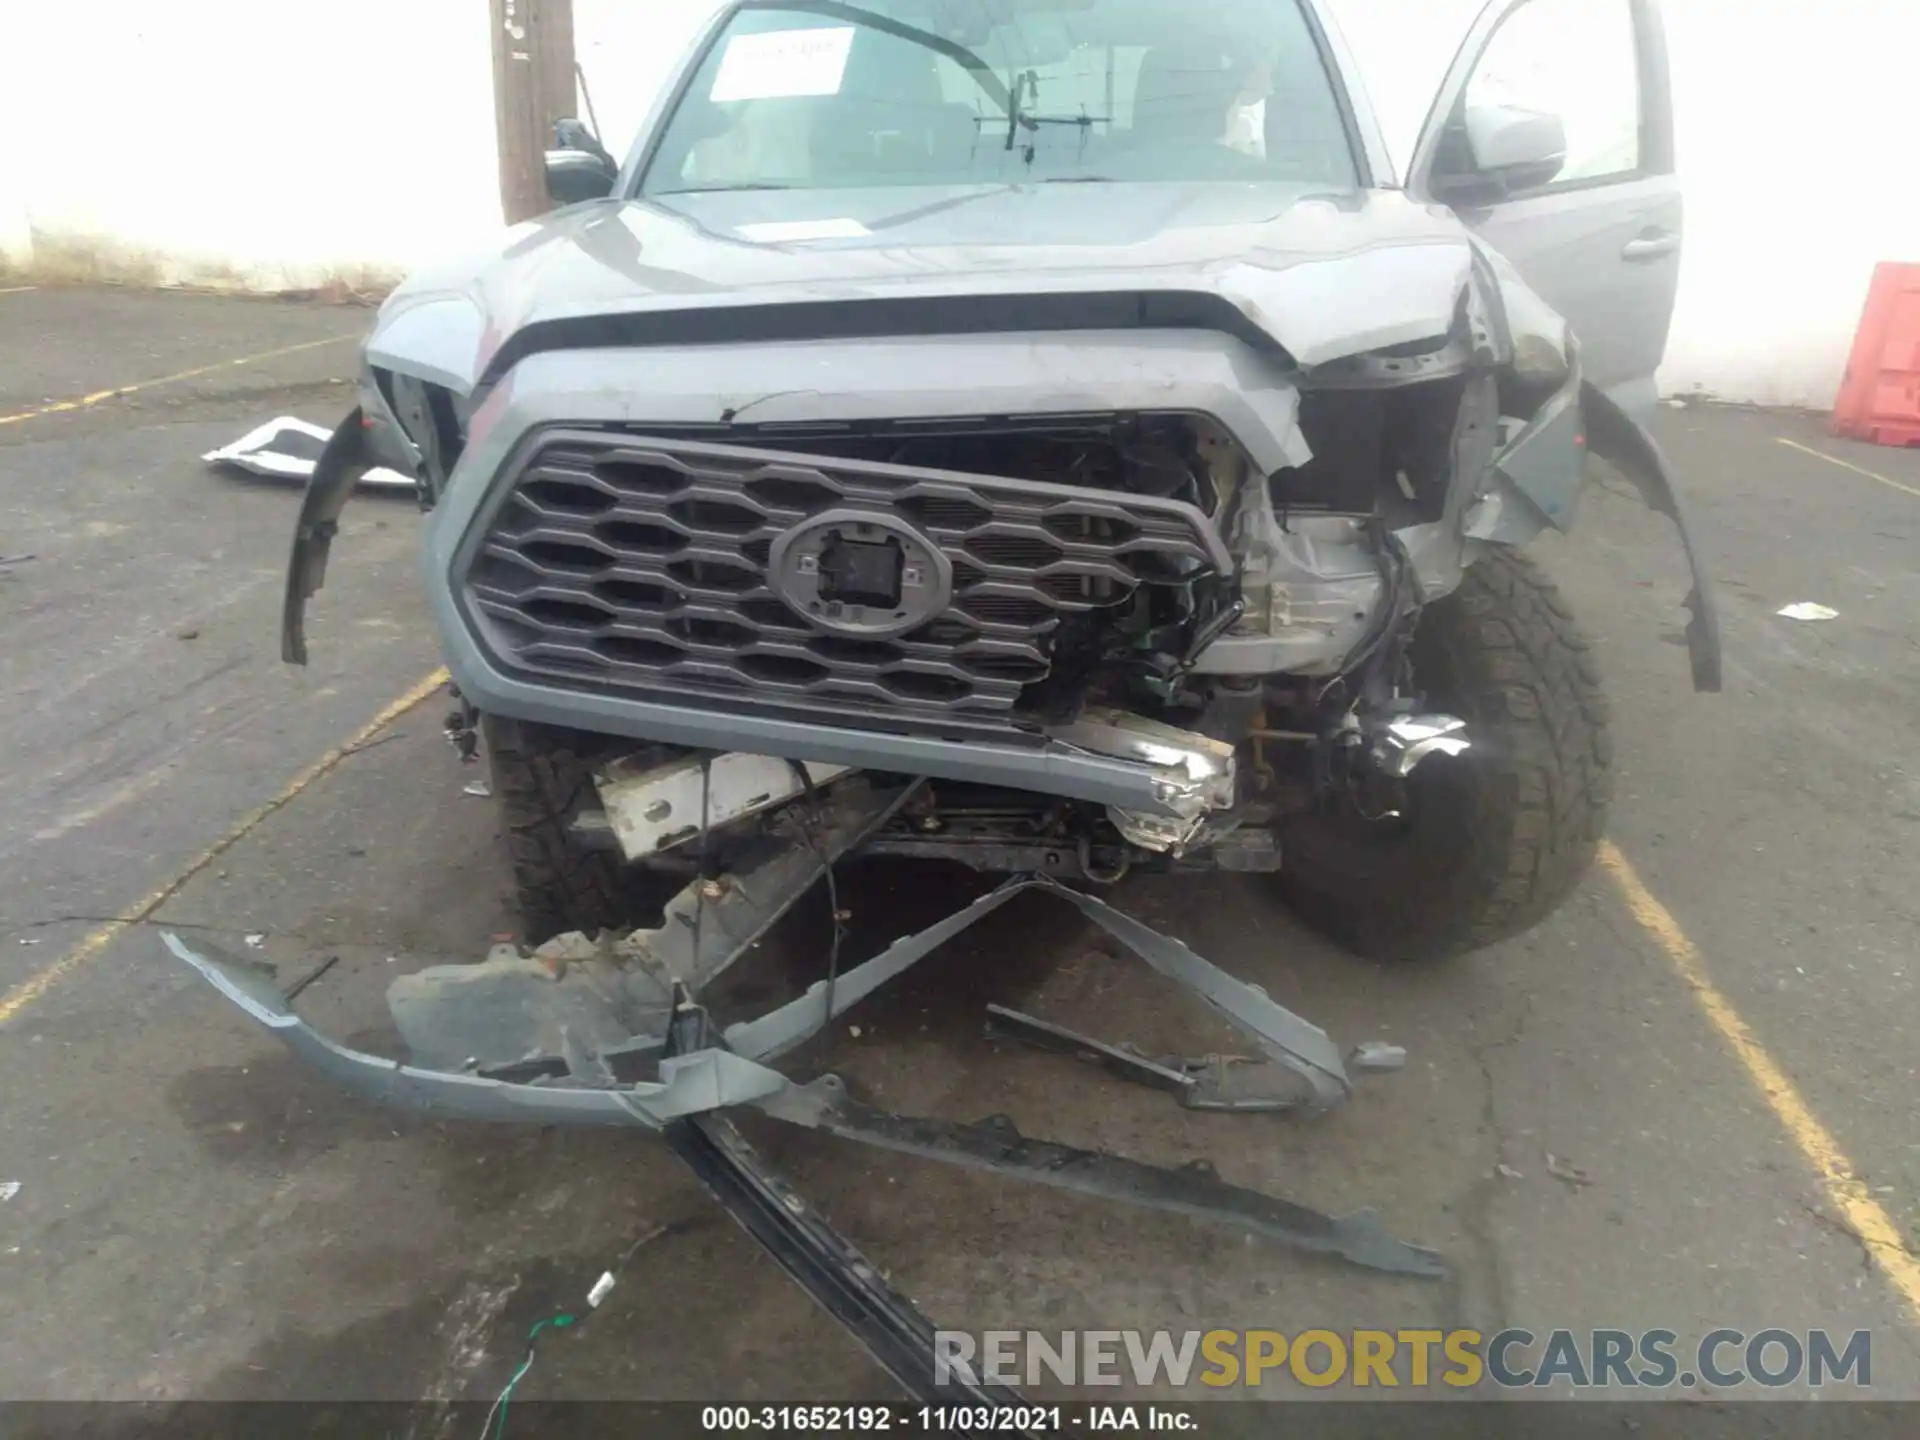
<box><xmin>160</xmin><ymin>849</ymin><xmax>1447</xmax><ymax>1282</ymax></box>
<box><xmin>162</xmin><ymin>926</ymin><xmax>1440</xmax><ymax>1279</ymax></box>
<box><xmin>161</xmin><ymin>932</ymin><xmax>792</xmax><ymax>1126</ymax></box>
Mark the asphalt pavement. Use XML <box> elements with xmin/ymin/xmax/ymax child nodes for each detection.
<box><xmin>1</xmin><ymin>285</ymin><xmax>1916</xmax><ymax>1418</ymax></box>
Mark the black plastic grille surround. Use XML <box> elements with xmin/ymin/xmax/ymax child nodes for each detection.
<box><xmin>461</xmin><ymin>431</ymin><xmax>1228</xmax><ymax>729</ymax></box>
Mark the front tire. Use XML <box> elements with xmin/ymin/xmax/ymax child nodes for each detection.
<box><xmin>482</xmin><ymin>714</ymin><xmax>628</xmax><ymax>944</ymax></box>
<box><xmin>1275</xmin><ymin>549</ymin><xmax>1613</xmax><ymax>963</ymax></box>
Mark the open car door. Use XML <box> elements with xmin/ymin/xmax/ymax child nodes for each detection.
<box><xmin>1407</xmin><ymin>0</ymin><xmax>1682</xmax><ymax>419</ymax></box>
<box><xmin>1401</xmin><ymin>0</ymin><xmax>1718</xmax><ymax>692</ymax></box>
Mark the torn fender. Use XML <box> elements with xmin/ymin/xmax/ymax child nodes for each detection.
<box><xmin>281</xmin><ymin>407</ymin><xmax>367</xmax><ymax>666</ymax></box>
<box><xmin>1582</xmin><ymin>386</ymin><xmax>1723</xmax><ymax>694</ymax></box>
<box><xmin>1471</xmin><ymin>341</ymin><xmax>1588</xmax><ymax>541</ymax></box>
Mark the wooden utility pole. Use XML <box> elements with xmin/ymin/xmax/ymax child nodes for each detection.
<box><xmin>491</xmin><ymin>0</ymin><xmax>579</xmax><ymax>224</ymax></box>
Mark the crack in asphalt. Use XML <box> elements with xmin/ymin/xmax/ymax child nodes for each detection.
<box><xmin>1798</xmin><ymin>1199</ymin><xmax>1879</xmax><ymax>1273</ymax></box>
<box><xmin>1438</xmin><ymin>985</ymin><xmax>1536</xmax><ymax>1343</ymax></box>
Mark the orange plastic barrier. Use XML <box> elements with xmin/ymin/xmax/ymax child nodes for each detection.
<box><xmin>1832</xmin><ymin>262</ymin><xmax>1920</xmax><ymax>448</ymax></box>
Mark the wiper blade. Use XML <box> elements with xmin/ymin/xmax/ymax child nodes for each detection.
<box><xmin>656</xmin><ymin>183</ymin><xmax>797</xmax><ymax>195</ymax></box>
<box><xmin>755</xmin><ymin>0</ymin><xmax>1011</xmax><ymax>112</ymax></box>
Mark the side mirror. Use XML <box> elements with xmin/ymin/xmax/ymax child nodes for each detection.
<box><xmin>1459</xmin><ymin>103</ymin><xmax>1567</xmax><ymax>193</ymax></box>
<box><xmin>544</xmin><ymin>117</ymin><xmax>619</xmax><ymax>206</ymax></box>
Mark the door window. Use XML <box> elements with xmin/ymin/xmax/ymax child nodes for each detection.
<box><xmin>1464</xmin><ymin>0</ymin><xmax>1642</xmax><ymax>189</ymax></box>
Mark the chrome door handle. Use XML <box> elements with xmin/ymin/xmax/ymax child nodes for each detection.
<box><xmin>1621</xmin><ymin>233</ymin><xmax>1681</xmax><ymax>261</ymax></box>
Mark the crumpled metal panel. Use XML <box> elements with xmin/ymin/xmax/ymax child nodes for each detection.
<box><xmin>463</xmin><ymin>432</ymin><xmax>1229</xmax><ymax>727</ymax></box>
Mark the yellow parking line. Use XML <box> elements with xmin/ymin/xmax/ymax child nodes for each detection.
<box><xmin>1778</xmin><ymin>437</ymin><xmax>1920</xmax><ymax>501</ymax></box>
<box><xmin>0</xmin><ymin>667</ymin><xmax>449</xmax><ymax>1025</ymax></box>
<box><xmin>1599</xmin><ymin>841</ymin><xmax>1920</xmax><ymax>1322</ymax></box>
<box><xmin>0</xmin><ymin>332</ymin><xmax>356</xmax><ymax>428</ymax></box>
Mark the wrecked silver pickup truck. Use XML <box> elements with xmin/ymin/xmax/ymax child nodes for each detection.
<box><xmin>199</xmin><ymin>0</ymin><xmax>1717</xmax><ymax>1408</ymax></box>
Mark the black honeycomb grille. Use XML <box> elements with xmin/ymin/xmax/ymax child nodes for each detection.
<box><xmin>461</xmin><ymin>431</ymin><xmax>1227</xmax><ymax>728</ymax></box>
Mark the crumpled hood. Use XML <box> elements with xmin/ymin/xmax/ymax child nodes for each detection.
<box><xmin>368</xmin><ymin>182</ymin><xmax>1478</xmax><ymax>394</ymax></box>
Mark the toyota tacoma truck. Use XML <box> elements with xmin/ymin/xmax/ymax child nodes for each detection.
<box><xmin>286</xmin><ymin>0</ymin><xmax>1718</xmax><ymax>963</ymax></box>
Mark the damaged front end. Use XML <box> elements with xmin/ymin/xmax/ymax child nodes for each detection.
<box><xmin>255</xmin><ymin>172</ymin><xmax>1725</xmax><ymax>1409</ymax></box>
<box><xmin>287</xmin><ymin>229</ymin><xmax>1717</xmax><ymax>871</ymax></box>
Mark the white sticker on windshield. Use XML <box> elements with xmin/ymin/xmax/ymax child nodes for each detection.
<box><xmin>736</xmin><ymin>218</ymin><xmax>871</xmax><ymax>243</ymax></box>
<box><xmin>710</xmin><ymin>27</ymin><xmax>856</xmax><ymax>103</ymax></box>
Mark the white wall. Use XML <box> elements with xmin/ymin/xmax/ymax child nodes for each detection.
<box><xmin>0</xmin><ymin>0</ymin><xmax>500</xmax><ymax>289</ymax></box>
<box><xmin>1658</xmin><ymin>0</ymin><xmax>1919</xmax><ymax>407</ymax></box>
<box><xmin>1327</xmin><ymin>0</ymin><xmax>1920</xmax><ymax>409</ymax></box>
<box><xmin>3</xmin><ymin>0</ymin><xmax>1914</xmax><ymax>408</ymax></box>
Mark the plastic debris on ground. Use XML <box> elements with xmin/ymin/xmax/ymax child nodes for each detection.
<box><xmin>1545</xmin><ymin>1152</ymin><xmax>1595</xmax><ymax>1189</ymax></box>
<box><xmin>1776</xmin><ymin>602</ymin><xmax>1839</xmax><ymax>621</ymax></box>
<box><xmin>1350</xmin><ymin>1041</ymin><xmax>1408</xmax><ymax>1072</ymax></box>
<box><xmin>202</xmin><ymin>417</ymin><xmax>415</xmax><ymax>489</ymax></box>
<box><xmin>0</xmin><ymin>1181</ymin><xmax>20</xmax><ymax>1202</ymax></box>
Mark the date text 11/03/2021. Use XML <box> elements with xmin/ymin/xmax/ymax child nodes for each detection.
<box><xmin>701</xmin><ymin>1406</ymin><xmax>1190</xmax><ymax>1432</ymax></box>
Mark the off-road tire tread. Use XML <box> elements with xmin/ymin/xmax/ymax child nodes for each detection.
<box><xmin>482</xmin><ymin>714</ymin><xmax>626</xmax><ymax>943</ymax></box>
<box><xmin>1278</xmin><ymin>549</ymin><xmax>1612</xmax><ymax>963</ymax></box>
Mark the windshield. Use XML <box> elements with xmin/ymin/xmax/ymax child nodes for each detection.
<box><xmin>638</xmin><ymin>0</ymin><xmax>1359</xmax><ymax>196</ymax></box>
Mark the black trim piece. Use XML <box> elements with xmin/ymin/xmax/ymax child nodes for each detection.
<box><xmin>665</xmin><ymin>1114</ymin><xmax>1035</xmax><ymax>1419</ymax></box>
<box><xmin>282</xmin><ymin>407</ymin><xmax>369</xmax><ymax>666</ymax></box>
<box><xmin>1581</xmin><ymin>384</ymin><xmax>1721</xmax><ymax>693</ymax></box>
<box><xmin>478</xmin><ymin>289</ymin><xmax>1294</xmax><ymax>392</ymax></box>
<box><xmin>792</xmin><ymin>1095</ymin><xmax>1447</xmax><ymax>1278</ymax></box>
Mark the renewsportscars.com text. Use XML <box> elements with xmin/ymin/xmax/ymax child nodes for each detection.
<box><xmin>934</xmin><ymin>1328</ymin><xmax>1873</xmax><ymax>1391</ymax></box>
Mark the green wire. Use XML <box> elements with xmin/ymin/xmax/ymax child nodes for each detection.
<box><xmin>490</xmin><ymin>1313</ymin><xmax>576</xmax><ymax>1440</ymax></box>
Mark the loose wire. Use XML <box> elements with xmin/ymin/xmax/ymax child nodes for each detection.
<box><xmin>480</xmin><ymin>1314</ymin><xmax>575</xmax><ymax>1440</ymax></box>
